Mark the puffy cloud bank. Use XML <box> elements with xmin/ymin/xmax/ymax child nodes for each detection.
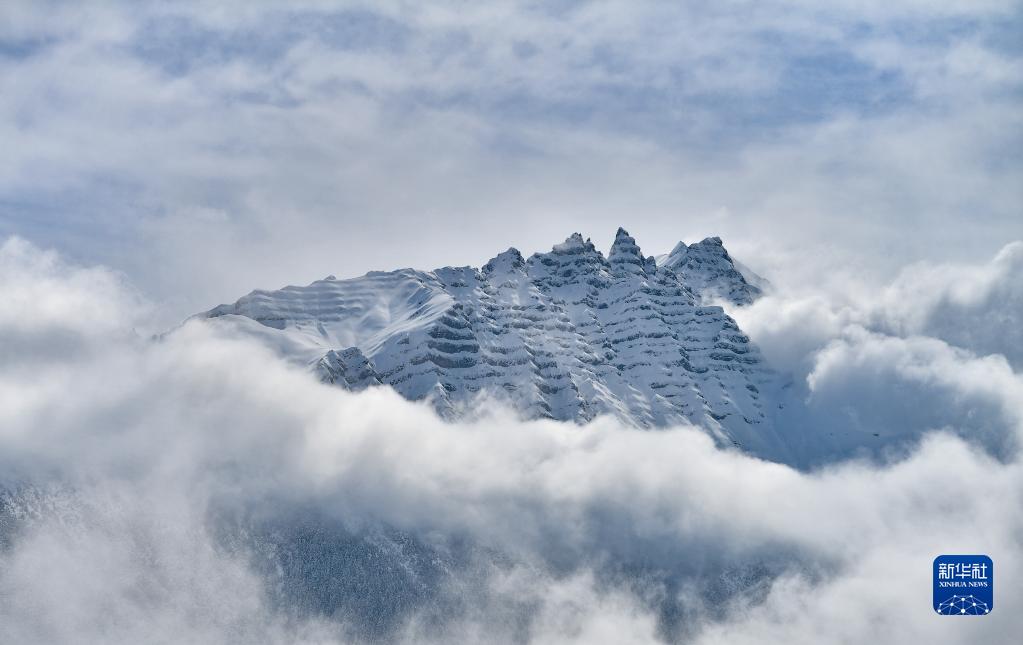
<box><xmin>730</xmin><ymin>241</ymin><xmax>1023</xmax><ymax>465</ymax></box>
<box><xmin>1</xmin><ymin>236</ymin><xmax>1021</xmax><ymax>644</ymax></box>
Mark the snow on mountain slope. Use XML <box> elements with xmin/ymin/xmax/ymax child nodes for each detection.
<box><xmin>206</xmin><ymin>268</ymin><xmax>455</xmax><ymax>357</ymax></box>
<box><xmin>201</xmin><ymin>228</ymin><xmax>789</xmax><ymax>458</ymax></box>
<box><xmin>656</xmin><ymin>236</ymin><xmax>765</xmax><ymax>305</ymax></box>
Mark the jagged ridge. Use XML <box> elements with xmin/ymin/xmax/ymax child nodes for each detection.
<box><xmin>203</xmin><ymin>229</ymin><xmax>786</xmax><ymax>457</ymax></box>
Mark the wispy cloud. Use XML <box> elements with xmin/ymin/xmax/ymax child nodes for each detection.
<box><xmin>0</xmin><ymin>1</ymin><xmax>1019</xmax><ymax>322</ymax></box>
<box><xmin>1</xmin><ymin>4</ymin><xmax>1020</xmax><ymax>636</ymax></box>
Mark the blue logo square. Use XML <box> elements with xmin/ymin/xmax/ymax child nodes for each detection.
<box><xmin>933</xmin><ymin>555</ymin><xmax>993</xmax><ymax>615</ymax></box>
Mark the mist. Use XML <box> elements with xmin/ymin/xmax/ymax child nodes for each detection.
<box><xmin>1</xmin><ymin>236</ymin><xmax>1020</xmax><ymax>643</ymax></box>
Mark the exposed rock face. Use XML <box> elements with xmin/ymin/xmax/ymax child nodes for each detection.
<box><xmin>318</xmin><ymin>347</ymin><xmax>382</xmax><ymax>391</ymax></box>
<box><xmin>657</xmin><ymin>236</ymin><xmax>764</xmax><ymax>305</ymax></box>
<box><xmin>203</xmin><ymin>228</ymin><xmax>786</xmax><ymax>456</ymax></box>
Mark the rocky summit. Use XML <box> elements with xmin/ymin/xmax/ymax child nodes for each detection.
<box><xmin>201</xmin><ymin>228</ymin><xmax>791</xmax><ymax>459</ymax></box>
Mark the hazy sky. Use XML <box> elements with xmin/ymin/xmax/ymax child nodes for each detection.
<box><xmin>2</xmin><ymin>4</ymin><xmax>1022</xmax><ymax>642</ymax></box>
<box><xmin>2</xmin><ymin>1</ymin><xmax>1020</xmax><ymax>321</ymax></box>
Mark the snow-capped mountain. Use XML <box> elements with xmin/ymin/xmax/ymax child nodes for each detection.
<box><xmin>655</xmin><ymin>237</ymin><xmax>765</xmax><ymax>305</ymax></box>
<box><xmin>201</xmin><ymin>228</ymin><xmax>789</xmax><ymax>458</ymax></box>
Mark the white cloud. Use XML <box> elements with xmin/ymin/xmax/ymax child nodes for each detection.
<box><xmin>1</xmin><ymin>1</ymin><xmax>1020</xmax><ymax>639</ymax></box>
<box><xmin>1</xmin><ymin>1</ymin><xmax>1019</xmax><ymax>323</ymax></box>
<box><xmin>734</xmin><ymin>241</ymin><xmax>1023</xmax><ymax>367</ymax></box>
<box><xmin>1</xmin><ymin>239</ymin><xmax>1021</xmax><ymax>643</ymax></box>
<box><xmin>873</xmin><ymin>242</ymin><xmax>1023</xmax><ymax>366</ymax></box>
<box><xmin>729</xmin><ymin>241</ymin><xmax>1023</xmax><ymax>463</ymax></box>
<box><xmin>0</xmin><ymin>236</ymin><xmax>144</xmax><ymax>336</ymax></box>
<box><xmin>805</xmin><ymin>328</ymin><xmax>1022</xmax><ymax>459</ymax></box>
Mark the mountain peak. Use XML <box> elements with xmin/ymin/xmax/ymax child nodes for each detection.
<box><xmin>201</xmin><ymin>226</ymin><xmax>779</xmax><ymax>458</ymax></box>
<box><xmin>659</xmin><ymin>236</ymin><xmax>763</xmax><ymax>305</ymax></box>
<box><xmin>659</xmin><ymin>241</ymin><xmax>689</xmax><ymax>268</ymax></box>
<box><xmin>483</xmin><ymin>247</ymin><xmax>525</xmax><ymax>274</ymax></box>
<box><xmin>609</xmin><ymin>226</ymin><xmax>638</xmax><ymax>250</ymax></box>
<box><xmin>608</xmin><ymin>227</ymin><xmax>646</xmax><ymax>274</ymax></box>
<box><xmin>552</xmin><ymin>232</ymin><xmax>589</xmax><ymax>253</ymax></box>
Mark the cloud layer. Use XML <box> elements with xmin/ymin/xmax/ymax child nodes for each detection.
<box><xmin>1</xmin><ymin>1</ymin><xmax>1020</xmax><ymax>323</ymax></box>
<box><xmin>1</xmin><ymin>2</ymin><xmax>1020</xmax><ymax>641</ymax></box>
<box><xmin>1</xmin><ymin>234</ymin><xmax>1021</xmax><ymax>643</ymax></box>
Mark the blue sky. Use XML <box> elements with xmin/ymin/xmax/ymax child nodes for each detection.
<box><xmin>1</xmin><ymin>1</ymin><xmax>1020</xmax><ymax>320</ymax></box>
